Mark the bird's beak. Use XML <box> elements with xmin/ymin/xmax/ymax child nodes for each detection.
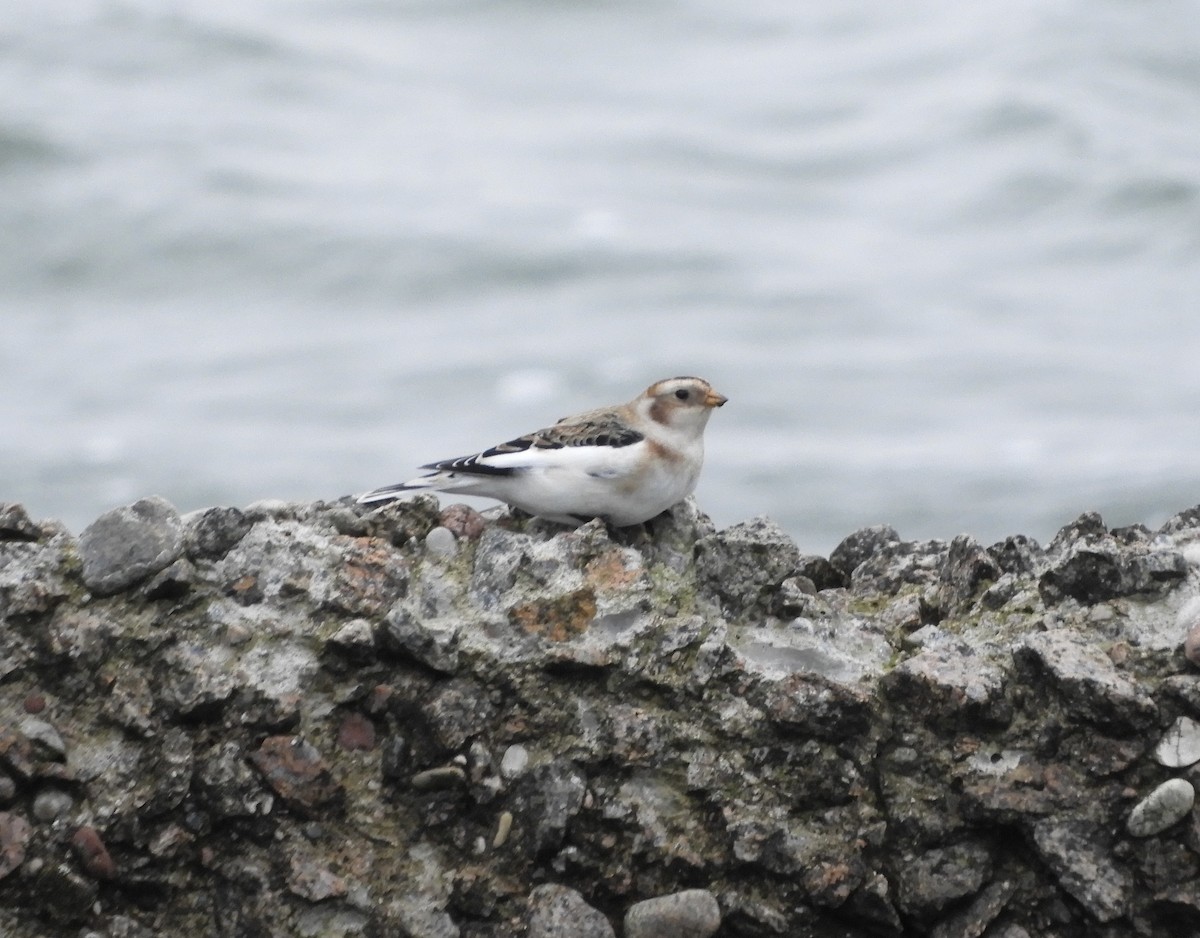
<box><xmin>704</xmin><ymin>390</ymin><xmax>728</xmax><ymax>408</ymax></box>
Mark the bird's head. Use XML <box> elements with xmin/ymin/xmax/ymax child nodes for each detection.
<box><xmin>641</xmin><ymin>376</ymin><xmax>727</xmax><ymax>433</ymax></box>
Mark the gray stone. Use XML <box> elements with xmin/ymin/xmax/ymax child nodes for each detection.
<box><xmin>195</xmin><ymin>742</ymin><xmax>274</xmax><ymax>820</ymax></box>
<box><xmin>1031</xmin><ymin>818</ymin><xmax>1131</xmax><ymax>922</ymax></box>
<box><xmin>141</xmin><ymin>557</ymin><xmax>194</xmax><ymax>599</ymax></box>
<box><xmin>425</xmin><ymin>679</ymin><xmax>497</xmax><ymax>752</ymax></box>
<box><xmin>0</xmin><ymin>504</ymin><xmax>42</xmax><ymax>542</ymax></box>
<box><xmin>31</xmin><ymin>788</ymin><xmax>73</xmax><ymax>821</ymax></box>
<box><xmin>1127</xmin><ymin>778</ymin><xmax>1195</xmax><ymax>837</ymax></box>
<box><xmin>851</xmin><ymin>537</ymin><xmax>948</xmax><ymax>595</ymax></box>
<box><xmin>0</xmin><ymin>530</ymin><xmax>77</xmax><ymax>624</ymax></box>
<box><xmin>987</xmin><ymin>534</ymin><xmax>1044</xmax><ymax>576</ymax></box>
<box><xmin>325</xmin><ymin>618</ymin><xmax>377</xmax><ymax>660</ymax></box>
<box><xmin>183</xmin><ymin>506</ymin><xmax>252</xmax><ymax>560</ymax></box>
<box><xmin>761</xmin><ymin>671</ymin><xmax>874</xmax><ymax>740</ymax></box>
<box><xmin>526</xmin><ymin>884</ymin><xmax>614</xmax><ymax>938</ymax></box>
<box><xmin>383</xmin><ymin>606</ymin><xmax>460</xmax><ymax>673</ymax></box>
<box><xmin>511</xmin><ymin>761</ymin><xmax>587</xmax><ymax>856</ymax></box>
<box><xmin>829</xmin><ymin>523</ymin><xmax>901</xmax><ymax>577</ymax></box>
<box><xmin>843</xmin><ymin>871</ymin><xmax>903</xmax><ymax>933</ymax></box>
<box><xmin>1160</xmin><ymin>504</ymin><xmax>1200</xmax><ymax>536</ymax></box>
<box><xmin>79</xmin><ymin>496</ymin><xmax>184</xmax><ymax>595</ymax></box>
<box><xmin>1014</xmin><ymin>629</ymin><xmax>1157</xmax><ymax>730</ymax></box>
<box><xmin>939</xmin><ymin>534</ymin><xmax>1001</xmax><ymax>613</ymax></box>
<box><xmin>695</xmin><ymin>516</ymin><xmax>802</xmax><ymax>610</ymax></box>
<box><xmin>894</xmin><ymin>841</ymin><xmax>992</xmax><ymax>921</ymax></box>
<box><xmin>17</xmin><ymin>718</ymin><xmax>66</xmax><ymax>761</ymax></box>
<box><xmin>1038</xmin><ymin>514</ymin><xmax>1188</xmax><ymax>605</ymax></box>
<box><xmin>624</xmin><ymin>889</ymin><xmax>721</xmax><ymax>938</ymax></box>
<box><xmin>394</xmin><ymin>903</ymin><xmax>459</xmax><ymax>938</ymax></box>
<box><xmin>929</xmin><ymin>879</ymin><xmax>1015</xmax><ymax>938</ymax></box>
<box><xmin>887</xmin><ymin>644</ymin><xmax>1008</xmax><ymax>727</ymax></box>
<box><xmin>469</xmin><ymin>527</ymin><xmax>530</xmax><ymax>608</ymax></box>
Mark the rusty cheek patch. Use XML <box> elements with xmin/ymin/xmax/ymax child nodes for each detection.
<box><xmin>648</xmin><ymin>397</ymin><xmax>673</xmax><ymax>426</ymax></box>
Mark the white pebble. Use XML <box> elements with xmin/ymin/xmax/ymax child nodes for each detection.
<box><xmin>1127</xmin><ymin>778</ymin><xmax>1195</xmax><ymax>837</ymax></box>
<box><xmin>1154</xmin><ymin>716</ymin><xmax>1200</xmax><ymax>768</ymax></box>
<box><xmin>424</xmin><ymin>526</ymin><xmax>457</xmax><ymax>558</ymax></box>
<box><xmin>500</xmin><ymin>744</ymin><xmax>530</xmax><ymax>779</ymax></box>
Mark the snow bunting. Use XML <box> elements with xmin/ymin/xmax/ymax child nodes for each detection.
<box><xmin>357</xmin><ymin>376</ymin><xmax>727</xmax><ymax>526</ymax></box>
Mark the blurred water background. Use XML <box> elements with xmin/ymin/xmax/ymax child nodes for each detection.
<box><xmin>2</xmin><ymin>0</ymin><xmax>1198</xmax><ymax>554</ymax></box>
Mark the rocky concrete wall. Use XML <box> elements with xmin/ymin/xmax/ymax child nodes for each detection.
<box><xmin>2</xmin><ymin>495</ymin><xmax>1200</xmax><ymax>938</ymax></box>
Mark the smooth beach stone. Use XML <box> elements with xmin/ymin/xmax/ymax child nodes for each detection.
<box><xmin>1154</xmin><ymin>716</ymin><xmax>1200</xmax><ymax>768</ymax></box>
<box><xmin>1127</xmin><ymin>778</ymin><xmax>1196</xmax><ymax>837</ymax></box>
<box><xmin>500</xmin><ymin>744</ymin><xmax>530</xmax><ymax>779</ymax></box>
<box><xmin>79</xmin><ymin>496</ymin><xmax>184</xmax><ymax>595</ymax></box>
<box><xmin>624</xmin><ymin>889</ymin><xmax>721</xmax><ymax>938</ymax></box>
<box><xmin>424</xmin><ymin>525</ymin><xmax>457</xmax><ymax>557</ymax></box>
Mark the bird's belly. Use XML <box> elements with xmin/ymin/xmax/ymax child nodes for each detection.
<box><xmin>496</xmin><ymin>460</ymin><xmax>698</xmax><ymax>527</ymax></box>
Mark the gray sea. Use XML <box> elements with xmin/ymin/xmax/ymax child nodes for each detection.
<box><xmin>2</xmin><ymin>0</ymin><xmax>1198</xmax><ymax>554</ymax></box>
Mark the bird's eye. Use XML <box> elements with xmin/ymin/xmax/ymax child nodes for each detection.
<box><xmin>674</xmin><ymin>389</ymin><xmax>689</xmax><ymax>401</ymax></box>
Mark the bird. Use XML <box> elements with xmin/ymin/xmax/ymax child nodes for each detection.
<box><xmin>357</xmin><ymin>376</ymin><xmax>727</xmax><ymax>527</ymax></box>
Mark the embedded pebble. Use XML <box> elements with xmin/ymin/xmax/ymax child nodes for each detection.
<box><xmin>1127</xmin><ymin>778</ymin><xmax>1196</xmax><ymax>837</ymax></box>
<box><xmin>411</xmin><ymin>766</ymin><xmax>467</xmax><ymax>791</ymax></box>
<box><xmin>70</xmin><ymin>825</ymin><xmax>117</xmax><ymax>880</ymax></box>
<box><xmin>336</xmin><ymin>713</ymin><xmax>377</xmax><ymax>752</ymax></box>
<box><xmin>78</xmin><ymin>495</ymin><xmax>184</xmax><ymax>595</ymax></box>
<box><xmin>500</xmin><ymin>744</ymin><xmax>530</xmax><ymax>779</ymax></box>
<box><xmin>526</xmin><ymin>883</ymin><xmax>615</xmax><ymax>938</ymax></box>
<box><xmin>0</xmin><ymin>774</ymin><xmax>16</xmax><ymax>805</ymax></box>
<box><xmin>18</xmin><ymin>718</ymin><xmax>66</xmax><ymax>761</ymax></box>
<box><xmin>248</xmin><ymin>736</ymin><xmax>344</xmax><ymax>814</ymax></box>
<box><xmin>424</xmin><ymin>526</ymin><xmax>457</xmax><ymax>558</ymax></box>
<box><xmin>492</xmin><ymin>810</ymin><xmax>513</xmax><ymax>848</ymax></box>
<box><xmin>439</xmin><ymin>503</ymin><xmax>486</xmax><ymax>540</ymax></box>
<box><xmin>327</xmin><ymin>618</ymin><xmax>376</xmax><ymax>657</ymax></box>
<box><xmin>624</xmin><ymin>888</ymin><xmax>722</xmax><ymax>938</ymax></box>
<box><xmin>1154</xmin><ymin>716</ymin><xmax>1200</xmax><ymax>768</ymax></box>
<box><xmin>32</xmin><ymin>789</ymin><xmax>74</xmax><ymax>822</ymax></box>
